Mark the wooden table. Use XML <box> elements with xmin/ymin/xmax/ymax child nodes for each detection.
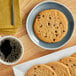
<box><xmin>0</xmin><ymin>0</ymin><xmax>76</xmax><ymax>76</ymax></box>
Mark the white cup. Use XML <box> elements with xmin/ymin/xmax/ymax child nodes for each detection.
<box><xmin>0</xmin><ymin>36</ymin><xmax>24</xmax><ymax>65</ymax></box>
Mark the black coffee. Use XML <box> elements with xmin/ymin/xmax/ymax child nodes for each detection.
<box><xmin>0</xmin><ymin>38</ymin><xmax>22</xmax><ymax>62</ymax></box>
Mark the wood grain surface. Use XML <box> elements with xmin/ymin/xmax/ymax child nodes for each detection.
<box><xmin>0</xmin><ymin>0</ymin><xmax>76</xmax><ymax>76</ymax></box>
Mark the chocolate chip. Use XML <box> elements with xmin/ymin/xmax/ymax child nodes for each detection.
<box><xmin>66</xmin><ymin>64</ymin><xmax>68</xmax><ymax>66</ymax></box>
<box><xmin>71</xmin><ymin>65</ymin><xmax>73</xmax><ymax>68</ymax></box>
<box><xmin>34</xmin><ymin>74</ymin><xmax>36</xmax><ymax>76</ymax></box>
<box><xmin>48</xmin><ymin>23</ymin><xmax>51</xmax><ymax>26</ymax></box>
<box><xmin>53</xmin><ymin>39</ymin><xmax>55</xmax><ymax>41</ymax></box>
<box><xmin>56</xmin><ymin>26</ymin><xmax>59</xmax><ymax>29</ymax></box>
<box><xmin>56</xmin><ymin>34</ymin><xmax>58</xmax><ymax>37</ymax></box>
<box><xmin>51</xmin><ymin>66</ymin><xmax>55</xmax><ymax>70</ymax></box>
<box><xmin>44</xmin><ymin>36</ymin><xmax>47</xmax><ymax>38</ymax></box>
<box><xmin>40</xmin><ymin>25</ymin><xmax>42</xmax><ymax>28</ymax></box>
<box><xmin>60</xmin><ymin>22</ymin><xmax>62</xmax><ymax>24</ymax></box>
<box><xmin>38</xmin><ymin>66</ymin><xmax>40</xmax><ymax>68</ymax></box>
<box><xmin>38</xmin><ymin>16</ymin><xmax>40</xmax><ymax>19</ymax></box>
<box><xmin>49</xmin><ymin>17</ymin><xmax>51</xmax><ymax>19</ymax></box>
<box><xmin>69</xmin><ymin>60</ymin><xmax>72</xmax><ymax>62</ymax></box>
<box><xmin>37</xmin><ymin>14</ymin><xmax>40</xmax><ymax>19</ymax></box>
<box><xmin>52</xmin><ymin>72</ymin><xmax>54</xmax><ymax>75</ymax></box>
<box><xmin>53</xmin><ymin>24</ymin><xmax>56</xmax><ymax>26</ymax></box>
<box><xmin>70</xmin><ymin>71</ymin><xmax>72</xmax><ymax>74</ymax></box>
<box><xmin>63</xmin><ymin>30</ymin><xmax>65</xmax><ymax>32</ymax></box>
<box><xmin>42</xmin><ymin>15</ymin><xmax>45</xmax><ymax>17</ymax></box>
<box><xmin>73</xmin><ymin>64</ymin><xmax>76</xmax><ymax>66</ymax></box>
<box><xmin>38</xmin><ymin>14</ymin><xmax>40</xmax><ymax>16</ymax></box>
<box><xmin>55</xmin><ymin>30</ymin><xmax>57</xmax><ymax>33</ymax></box>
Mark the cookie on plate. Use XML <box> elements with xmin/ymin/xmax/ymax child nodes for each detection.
<box><xmin>25</xmin><ymin>64</ymin><xmax>57</xmax><ymax>76</ymax></box>
<box><xmin>34</xmin><ymin>9</ymin><xmax>68</xmax><ymax>43</ymax></box>
<box><xmin>71</xmin><ymin>53</ymin><xmax>76</xmax><ymax>58</ymax></box>
<box><xmin>59</xmin><ymin>57</ymin><xmax>76</xmax><ymax>76</ymax></box>
<box><xmin>46</xmin><ymin>62</ymin><xmax>71</xmax><ymax>76</ymax></box>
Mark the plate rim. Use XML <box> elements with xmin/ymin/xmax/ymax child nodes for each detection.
<box><xmin>26</xmin><ymin>1</ymin><xmax>75</xmax><ymax>50</ymax></box>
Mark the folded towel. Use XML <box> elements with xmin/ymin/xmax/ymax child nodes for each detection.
<box><xmin>0</xmin><ymin>28</ymin><xmax>17</xmax><ymax>34</ymax></box>
<box><xmin>0</xmin><ymin>0</ymin><xmax>22</xmax><ymax>28</ymax></box>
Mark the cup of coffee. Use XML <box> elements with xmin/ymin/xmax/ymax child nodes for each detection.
<box><xmin>0</xmin><ymin>36</ymin><xmax>24</xmax><ymax>65</ymax></box>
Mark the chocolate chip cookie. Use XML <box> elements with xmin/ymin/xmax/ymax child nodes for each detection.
<box><xmin>25</xmin><ymin>64</ymin><xmax>57</xmax><ymax>76</ymax></box>
<box><xmin>59</xmin><ymin>57</ymin><xmax>76</xmax><ymax>76</ymax></box>
<box><xmin>34</xmin><ymin>9</ymin><xmax>68</xmax><ymax>43</ymax></box>
<box><xmin>46</xmin><ymin>62</ymin><xmax>71</xmax><ymax>76</ymax></box>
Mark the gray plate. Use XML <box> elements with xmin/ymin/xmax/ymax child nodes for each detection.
<box><xmin>26</xmin><ymin>1</ymin><xmax>74</xmax><ymax>50</ymax></box>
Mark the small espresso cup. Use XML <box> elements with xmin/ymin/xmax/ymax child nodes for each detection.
<box><xmin>0</xmin><ymin>36</ymin><xmax>24</xmax><ymax>65</ymax></box>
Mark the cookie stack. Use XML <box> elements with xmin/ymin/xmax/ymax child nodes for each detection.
<box><xmin>34</xmin><ymin>9</ymin><xmax>68</xmax><ymax>43</ymax></box>
<box><xmin>25</xmin><ymin>53</ymin><xmax>76</xmax><ymax>76</ymax></box>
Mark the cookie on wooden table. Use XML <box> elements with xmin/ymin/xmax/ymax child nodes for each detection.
<box><xmin>34</xmin><ymin>9</ymin><xmax>68</xmax><ymax>43</ymax></box>
<box><xmin>46</xmin><ymin>62</ymin><xmax>71</xmax><ymax>76</ymax></box>
<box><xmin>25</xmin><ymin>64</ymin><xmax>57</xmax><ymax>76</ymax></box>
<box><xmin>71</xmin><ymin>53</ymin><xmax>76</xmax><ymax>58</ymax></box>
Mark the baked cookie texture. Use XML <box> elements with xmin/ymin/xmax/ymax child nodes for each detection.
<box><xmin>62</xmin><ymin>62</ymin><xmax>76</xmax><ymax>76</ymax></box>
<box><xmin>25</xmin><ymin>53</ymin><xmax>76</xmax><ymax>76</ymax></box>
<box><xmin>46</xmin><ymin>62</ymin><xmax>71</xmax><ymax>76</ymax></box>
<box><xmin>59</xmin><ymin>57</ymin><xmax>76</xmax><ymax>64</ymax></box>
<box><xmin>59</xmin><ymin>57</ymin><xmax>76</xmax><ymax>76</ymax></box>
<box><xmin>25</xmin><ymin>64</ymin><xmax>57</xmax><ymax>76</ymax></box>
<box><xmin>34</xmin><ymin>9</ymin><xmax>68</xmax><ymax>43</ymax></box>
